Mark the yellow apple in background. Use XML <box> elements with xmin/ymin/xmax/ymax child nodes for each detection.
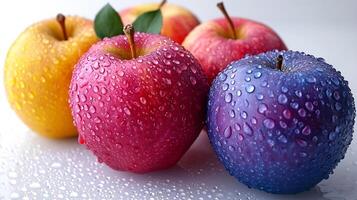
<box><xmin>4</xmin><ymin>15</ymin><xmax>98</xmax><ymax>138</ymax></box>
<box><xmin>120</xmin><ymin>2</ymin><xmax>200</xmax><ymax>44</ymax></box>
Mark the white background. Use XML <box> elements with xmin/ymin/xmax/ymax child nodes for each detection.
<box><xmin>0</xmin><ymin>0</ymin><xmax>356</xmax><ymax>199</ymax></box>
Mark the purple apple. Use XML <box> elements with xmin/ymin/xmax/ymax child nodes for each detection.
<box><xmin>206</xmin><ymin>50</ymin><xmax>355</xmax><ymax>193</ymax></box>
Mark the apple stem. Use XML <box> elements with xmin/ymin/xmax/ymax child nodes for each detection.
<box><xmin>123</xmin><ymin>24</ymin><xmax>137</xmax><ymax>59</ymax></box>
<box><xmin>217</xmin><ymin>2</ymin><xmax>237</xmax><ymax>39</ymax></box>
<box><xmin>276</xmin><ymin>55</ymin><xmax>284</xmax><ymax>70</ymax></box>
<box><xmin>56</xmin><ymin>14</ymin><xmax>68</xmax><ymax>40</ymax></box>
<box><xmin>159</xmin><ymin>0</ymin><xmax>167</xmax><ymax>9</ymax></box>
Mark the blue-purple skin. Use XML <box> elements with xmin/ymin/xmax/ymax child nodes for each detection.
<box><xmin>206</xmin><ymin>50</ymin><xmax>355</xmax><ymax>194</ymax></box>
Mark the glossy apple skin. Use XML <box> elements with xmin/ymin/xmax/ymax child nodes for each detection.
<box><xmin>120</xmin><ymin>3</ymin><xmax>200</xmax><ymax>44</ymax></box>
<box><xmin>69</xmin><ymin>33</ymin><xmax>209</xmax><ymax>173</ymax></box>
<box><xmin>4</xmin><ymin>16</ymin><xmax>98</xmax><ymax>138</ymax></box>
<box><xmin>206</xmin><ymin>50</ymin><xmax>355</xmax><ymax>193</ymax></box>
<box><xmin>183</xmin><ymin>18</ymin><xmax>287</xmax><ymax>83</ymax></box>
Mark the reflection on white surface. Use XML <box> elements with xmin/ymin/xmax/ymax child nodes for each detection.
<box><xmin>0</xmin><ymin>129</ymin><xmax>356</xmax><ymax>199</ymax></box>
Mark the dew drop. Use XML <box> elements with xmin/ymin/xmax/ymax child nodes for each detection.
<box><xmin>254</xmin><ymin>71</ymin><xmax>262</xmax><ymax>78</ymax></box>
<box><xmin>290</xmin><ymin>102</ymin><xmax>299</xmax><ymax>109</ymax></box>
<box><xmin>281</xmin><ymin>86</ymin><xmax>288</xmax><ymax>93</ymax></box>
<box><xmin>219</xmin><ymin>73</ymin><xmax>227</xmax><ymax>81</ymax></box>
<box><xmin>224</xmin><ymin>126</ymin><xmax>232</xmax><ymax>138</ymax></box>
<box><xmin>298</xmin><ymin>108</ymin><xmax>306</xmax><ymax>117</ymax></box>
<box><xmin>305</xmin><ymin>102</ymin><xmax>314</xmax><ymax>111</ymax></box>
<box><xmin>245</xmin><ymin>85</ymin><xmax>255</xmax><ymax>93</ymax></box>
<box><xmin>283</xmin><ymin>109</ymin><xmax>291</xmax><ymax>119</ymax></box>
<box><xmin>124</xmin><ymin>107</ymin><xmax>131</xmax><ymax>115</ymax></box>
<box><xmin>295</xmin><ymin>90</ymin><xmax>302</xmax><ymax>97</ymax></box>
<box><xmin>329</xmin><ymin>131</ymin><xmax>337</xmax><ymax>141</ymax></box>
<box><xmin>228</xmin><ymin>146</ymin><xmax>235</xmax><ymax>151</ymax></box>
<box><xmin>263</xmin><ymin>119</ymin><xmax>275</xmax><ymax>129</ymax></box>
<box><xmin>300</xmin><ymin>152</ymin><xmax>308</xmax><ymax>157</ymax></box>
<box><xmin>278</xmin><ymin>135</ymin><xmax>288</xmax><ymax>143</ymax></box>
<box><xmin>243</xmin><ymin>122</ymin><xmax>253</xmax><ymax>136</ymax></box>
<box><xmin>306</xmin><ymin>76</ymin><xmax>317</xmax><ymax>83</ymax></box>
<box><xmin>333</xmin><ymin>91</ymin><xmax>340</xmax><ymax>100</ymax></box>
<box><xmin>140</xmin><ymin>97</ymin><xmax>147</xmax><ymax>104</ymax></box>
<box><xmin>225</xmin><ymin>93</ymin><xmax>233</xmax><ymax>103</ymax></box>
<box><xmin>100</xmin><ymin>87</ymin><xmax>107</xmax><ymax>94</ymax></box>
<box><xmin>89</xmin><ymin>105</ymin><xmax>96</xmax><ymax>114</ymax></box>
<box><xmin>229</xmin><ymin>110</ymin><xmax>235</xmax><ymax>118</ymax></box>
<box><xmin>256</xmin><ymin>93</ymin><xmax>264</xmax><ymax>100</ymax></box>
<box><xmin>94</xmin><ymin>117</ymin><xmax>102</xmax><ymax>123</ymax></box>
<box><xmin>335</xmin><ymin>102</ymin><xmax>342</xmax><ymax>111</ymax></box>
<box><xmin>190</xmin><ymin>76</ymin><xmax>197</xmax><ymax>85</ymax></box>
<box><xmin>296</xmin><ymin>139</ymin><xmax>308</xmax><ymax>147</ymax></box>
<box><xmin>236</xmin><ymin>90</ymin><xmax>242</xmax><ymax>97</ymax></box>
<box><xmin>258</xmin><ymin>103</ymin><xmax>268</xmax><ymax>114</ymax></box>
<box><xmin>302</xmin><ymin>126</ymin><xmax>311</xmax><ymax>135</ymax></box>
<box><xmin>222</xmin><ymin>83</ymin><xmax>229</xmax><ymax>91</ymax></box>
<box><xmin>278</xmin><ymin>94</ymin><xmax>288</xmax><ymax>104</ymax></box>
<box><xmin>241</xmin><ymin>111</ymin><xmax>248</xmax><ymax>119</ymax></box>
<box><xmin>51</xmin><ymin>162</ymin><xmax>62</xmax><ymax>168</ymax></box>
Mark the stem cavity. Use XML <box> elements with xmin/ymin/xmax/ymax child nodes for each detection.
<box><xmin>276</xmin><ymin>55</ymin><xmax>284</xmax><ymax>70</ymax></box>
<box><xmin>56</xmin><ymin>13</ymin><xmax>68</xmax><ymax>40</ymax></box>
<box><xmin>123</xmin><ymin>24</ymin><xmax>137</xmax><ymax>59</ymax></box>
<box><xmin>217</xmin><ymin>2</ymin><xmax>237</xmax><ymax>39</ymax></box>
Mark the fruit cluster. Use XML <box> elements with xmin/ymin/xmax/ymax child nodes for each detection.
<box><xmin>4</xmin><ymin>1</ymin><xmax>355</xmax><ymax>194</ymax></box>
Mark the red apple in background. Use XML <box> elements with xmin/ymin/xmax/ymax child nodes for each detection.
<box><xmin>69</xmin><ymin>25</ymin><xmax>209</xmax><ymax>173</ymax></box>
<box><xmin>120</xmin><ymin>1</ymin><xmax>200</xmax><ymax>44</ymax></box>
<box><xmin>183</xmin><ymin>2</ymin><xmax>287</xmax><ymax>83</ymax></box>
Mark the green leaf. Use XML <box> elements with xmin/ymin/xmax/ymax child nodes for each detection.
<box><xmin>133</xmin><ymin>9</ymin><xmax>163</xmax><ymax>34</ymax></box>
<box><xmin>94</xmin><ymin>3</ymin><xmax>124</xmax><ymax>39</ymax></box>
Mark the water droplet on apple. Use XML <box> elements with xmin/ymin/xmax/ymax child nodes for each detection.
<box><xmin>224</xmin><ymin>126</ymin><xmax>232</xmax><ymax>138</ymax></box>
<box><xmin>254</xmin><ymin>71</ymin><xmax>262</xmax><ymax>78</ymax></box>
<box><xmin>124</xmin><ymin>107</ymin><xmax>131</xmax><ymax>115</ymax></box>
<box><xmin>219</xmin><ymin>73</ymin><xmax>227</xmax><ymax>81</ymax></box>
<box><xmin>305</xmin><ymin>102</ymin><xmax>314</xmax><ymax>111</ymax></box>
<box><xmin>100</xmin><ymin>88</ymin><xmax>107</xmax><ymax>94</ymax></box>
<box><xmin>298</xmin><ymin>108</ymin><xmax>306</xmax><ymax>117</ymax></box>
<box><xmin>236</xmin><ymin>90</ymin><xmax>242</xmax><ymax>96</ymax></box>
<box><xmin>263</xmin><ymin>119</ymin><xmax>275</xmax><ymax>129</ymax></box>
<box><xmin>241</xmin><ymin>111</ymin><xmax>248</xmax><ymax>119</ymax></box>
<box><xmin>224</xmin><ymin>93</ymin><xmax>233</xmax><ymax>103</ymax></box>
<box><xmin>290</xmin><ymin>102</ymin><xmax>299</xmax><ymax>109</ymax></box>
<box><xmin>245</xmin><ymin>85</ymin><xmax>255</xmax><ymax>93</ymax></box>
<box><xmin>222</xmin><ymin>83</ymin><xmax>229</xmax><ymax>91</ymax></box>
<box><xmin>278</xmin><ymin>135</ymin><xmax>288</xmax><ymax>143</ymax></box>
<box><xmin>295</xmin><ymin>90</ymin><xmax>302</xmax><ymax>97</ymax></box>
<box><xmin>278</xmin><ymin>94</ymin><xmax>288</xmax><ymax>104</ymax></box>
<box><xmin>256</xmin><ymin>93</ymin><xmax>264</xmax><ymax>100</ymax></box>
<box><xmin>258</xmin><ymin>103</ymin><xmax>267</xmax><ymax>114</ymax></box>
<box><xmin>243</xmin><ymin>122</ymin><xmax>253</xmax><ymax>136</ymax></box>
<box><xmin>281</xmin><ymin>86</ymin><xmax>288</xmax><ymax>93</ymax></box>
<box><xmin>296</xmin><ymin>139</ymin><xmax>308</xmax><ymax>147</ymax></box>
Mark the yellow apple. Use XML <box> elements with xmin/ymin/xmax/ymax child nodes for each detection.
<box><xmin>4</xmin><ymin>15</ymin><xmax>98</xmax><ymax>138</ymax></box>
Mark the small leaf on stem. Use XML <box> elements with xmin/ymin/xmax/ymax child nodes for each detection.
<box><xmin>133</xmin><ymin>9</ymin><xmax>163</xmax><ymax>34</ymax></box>
<box><xmin>94</xmin><ymin>3</ymin><xmax>124</xmax><ymax>39</ymax></box>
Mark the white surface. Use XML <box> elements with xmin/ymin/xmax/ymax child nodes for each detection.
<box><xmin>0</xmin><ymin>0</ymin><xmax>357</xmax><ymax>199</ymax></box>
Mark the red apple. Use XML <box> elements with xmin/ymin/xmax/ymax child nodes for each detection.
<box><xmin>69</xmin><ymin>25</ymin><xmax>209</xmax><ymax>173</ymax></box>
<box><xmin>120</xmin><ymin>2</ymin><xmax>200</xmax><ymax>44</ymax></box>
<box><xmin>183</xmin><ymin>2</ymin><xmax>287</xmax><ymax>83</ymax></box>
